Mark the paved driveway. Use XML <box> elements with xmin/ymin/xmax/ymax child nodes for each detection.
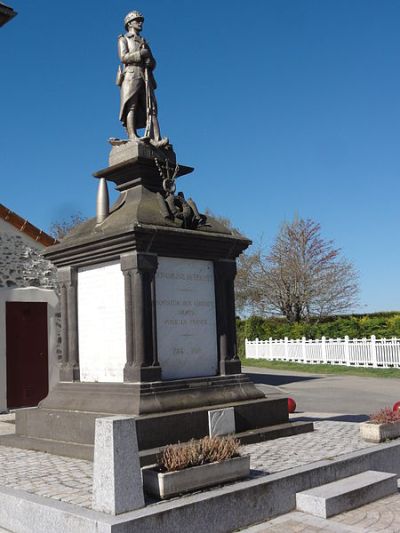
<box><xmin>243</xmin><ymin>366</ymin><xmax>400</xmax><ymax>418</ymax></box>
<box><xmin>242</xmin><ymin>365</ymin><xmax>400</xmax><ymax>532</ymax></box>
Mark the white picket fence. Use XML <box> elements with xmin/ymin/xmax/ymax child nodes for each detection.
<box><xmin>245</xmin><ymin>336</ymin><xmax>400</xmax><ymax>368</ymax></box>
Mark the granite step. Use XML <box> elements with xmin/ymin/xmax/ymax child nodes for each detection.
<box><xmin>138</xmin><ymin>421</ymin><xmax>314</xmax><ymax>466</ymax></box>
<box><xmin>296</xmin><ymin>470</ymin><xmax>397</xmax><ymax>518</ymax></box>
<box><xmin>0</xmin><ymin>420</ymin><xmax>314</xmax><ymax>464</ymax></box>
<box><xmin>236</xmin><ymin>421</ymin><xmax>314</xmax><ymax>445</ymax></box>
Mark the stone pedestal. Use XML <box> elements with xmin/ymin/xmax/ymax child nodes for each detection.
<box><xmin>92</xmin><ymin>416</ymin><xmax>144</xmax><ymax>515</ymax></box>
<box><xmin>2</xmin><ymin>141</ymin><xmax>305</xmax><ymax>458</ymax></box>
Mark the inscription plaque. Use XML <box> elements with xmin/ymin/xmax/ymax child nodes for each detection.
<box><xmin>155</xmin><ymin>257</ymin><xmax>218</xmax><ymax>380</ymax></box>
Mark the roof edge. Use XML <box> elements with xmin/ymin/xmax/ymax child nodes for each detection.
<box><xmin>0</xmin><ymin>204</ymin><xmax>58</xmax><ymax>247</ymax></box>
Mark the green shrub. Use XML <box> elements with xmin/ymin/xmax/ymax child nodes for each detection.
<box><xmin>237</xmin><ymin>312</ymin><xmax>400</xmax><ymax>357</ymax></box>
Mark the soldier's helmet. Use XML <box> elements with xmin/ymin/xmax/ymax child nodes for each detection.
<box><xmin>124</xmin><ymin>11</ymin><xmax>144</xmax><ymax>29</ymax></box>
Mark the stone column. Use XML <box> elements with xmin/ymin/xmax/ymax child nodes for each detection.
<box><xmin>58</xmin><ymin>266</ymin><xmax>80</xmax><ymax>381</ymax></box>
<box><xmin>214</xmin><ymin>260</ymin><xmax>241</xmax><ymax>375</ymax></box>
<box><xmin>121</xmin><ymin>252</ymin><xmax>161</xmax><ymax>382</ymax></box>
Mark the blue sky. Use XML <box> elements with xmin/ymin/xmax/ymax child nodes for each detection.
<box><xmin>1</xmin><ymin>0</ymin><xmax>400</xmax><ymax>312</ymax></box>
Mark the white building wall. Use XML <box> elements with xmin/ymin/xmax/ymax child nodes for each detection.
<box><xmin>0</xmin><ymin>287</ymin><xmax>58</xmax><ymax>412</ymax></box>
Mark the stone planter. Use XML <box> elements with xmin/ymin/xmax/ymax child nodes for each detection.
<box><xmin>360</xmin><ymin>421</ymin><xmax>400</xmax><ymax>443</ymax></box>
<box><xmin>142</xmin><ymin>455</ymin><xmax>250</xmax><ymax>499</ymax></box>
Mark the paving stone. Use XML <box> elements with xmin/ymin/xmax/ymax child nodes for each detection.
<box><xmin>0</xmin><ymin>417</ymin><xmax>389</xmax><ymax>517</ymax></box>
<box><xmin>243</xmin><ymin>421</ymin><xmax>374</xmax><ymax>474</ymax></box>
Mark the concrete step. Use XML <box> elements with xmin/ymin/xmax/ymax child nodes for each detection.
<box><xmin>296</xmin><ymin>470</ymin><xmax>397</xmax><ymax>518</ymax></box>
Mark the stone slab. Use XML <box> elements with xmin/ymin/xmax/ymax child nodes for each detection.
<box><xmin>37</xmin><ymin>375</ymin><xmax>265</xmax><ymax>415</ymax></box>
<box><xmin>0</xmin><ymin>487</ymin><xmax>113</xmax><ymax>533</ymax></box>
<box><xmin>208</xmin><ymin>407</ymin><xmax>235</xmax><ymax>437</ymax></box>
<box><xmin>78</xmin><ymin>261</ymin><xmax>126</xmax><ymax>383</ymax></box>
<box><xmin>92</xmin><ymin>416</ymin><xmax>144</xmax><ymax>515</ymax></box>
<box><xmin>0</xmin><ymin>433</ymin><xmax>93</xmax><ymax>460</ymax></box>
<box><xmin>12</xmin><ymin>396</ymin><xmax>289</xmax><ymax>453</ymax></box>
<box><xmin>296</xmin><ymin>470</ymin><xmax>397</xmax><ymax>518</ymax></box>
<box><xmin>237</xmin><ymin>420</ymin><xmax>314</xmax><ymax>445</ymax></box>
<box><xmin>155</xmin><ymin>257</ymin><xmax>218</xmax><ymax>380</ymax></box>
<box><xmin>94</xmin><ymin>142</ymin><xmax>194</xmax><ymax>193</ymax></box>
<box><xmin>0</xmin><ymin>440</ymin><xmax>400</xmax><ymax>532</ymax></box>
<box><xmin>0</xmin><ymin>420</ymin><xmax>314</xmax><ymax>463</ymax></box>
<box><xmin>108</xmin><ymin>139</ymin><xmax>177</xmax><ymax>167</ymax></box>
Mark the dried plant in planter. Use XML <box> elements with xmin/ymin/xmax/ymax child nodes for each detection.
<box><xmin>369</xmin><ymin>407</ymin><xmax>400</xmax><ymax>424</ymax></box>
<box><xmin>157</xmin><ymin>436</ymin><xmax>241</xmax><ymax>472</ymax></box>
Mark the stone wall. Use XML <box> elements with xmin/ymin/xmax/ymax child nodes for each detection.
<box><xmin>0</xmin><ymin>220</ymin><xmax>61</xmax><ymax>365</ymax></box>
<box><xmin>0</xmin><ymin>232</ymin><xmax>57</xmax><ymax>290</ymax></box>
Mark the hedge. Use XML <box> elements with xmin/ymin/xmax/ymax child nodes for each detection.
<box><xmin>236</xmin><ymin>312</ymin><xmax>400</xmax><ymax>358</ymax></box>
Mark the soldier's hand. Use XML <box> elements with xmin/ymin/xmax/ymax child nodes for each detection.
<box><xmin>140</xmin><ymin>49</ymin><xmax>150</xmax><ymax>59</ymax></box>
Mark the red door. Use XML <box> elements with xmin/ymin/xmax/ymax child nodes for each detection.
<box><xmin>6</xmin><ymin>302</ymin><xmax>49</xmax><ymax>409</ymax></box>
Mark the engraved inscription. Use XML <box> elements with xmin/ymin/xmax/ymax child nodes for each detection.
<box><xmin>155</xmin><ymin>257</ymin><xmax>218</xmax><ymax>380</ymax></box>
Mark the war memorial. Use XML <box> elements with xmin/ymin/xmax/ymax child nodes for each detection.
<box><xmin>1</xmin><ymin>10</ymin><xmax>399</xmax><ymax>533</ymax></box>
<box><xmin>3</xmin><ymin>9</ymin><xmax>311</xmax><ymax>459</ymax></box>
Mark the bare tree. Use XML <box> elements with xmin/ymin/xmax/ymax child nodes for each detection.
<box><xmin>204</xmin><ymin>208</ymin><xmax>237</xmax><ymax>231</ymax></box>
<box><xmin>235</xmin><ymin>251</ymin><xmax>262</xmax><ymax>314</ymax></box>
<box><xmin>236</xmin><ymin>218</ymin><xmax>359</xmax><ymax>322</ymax></box>
<box><xmin>49</xmin><ymin>212</ymin><xmax>87</xmax><ymax>240</ymax></box>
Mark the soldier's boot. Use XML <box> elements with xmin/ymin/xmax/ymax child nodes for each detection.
<box><xmin>151</xmin><ymin>116</ymin><xmax>169</xmax><ymax>148</ymax></box>
<box><xmin>126</xmin><ymin>109</ymin><xmax>141</xmax><ymax>141</ymax></box>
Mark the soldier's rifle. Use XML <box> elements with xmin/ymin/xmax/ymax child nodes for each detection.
<box><xmin>142</xmin><ymin>42</ymin><xmax>153</xmax><ymax>139</ymax></box>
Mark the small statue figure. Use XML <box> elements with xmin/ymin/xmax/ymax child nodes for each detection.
<box><xmin>166</xmin><ymin>191</ymin><xmax>207</xmax><ymax>230</ymax></box>
<box><xmin>117</xmin><ymin>11</ymin><xmax>168</xmax><ymax>148</ymax></box>
<box><xmin>155</xmin><ymin>159</ymin><xmax>207</xmax><ymax>230</ymax></box>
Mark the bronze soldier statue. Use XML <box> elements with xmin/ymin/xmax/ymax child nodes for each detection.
<box><xmin>117</xmin><ymin>11</ymin><xmax>168</xmax><ymax>147</ymax></box>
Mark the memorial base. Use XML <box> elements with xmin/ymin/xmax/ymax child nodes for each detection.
<box><xmin>2</xmin><ymin>372</ymin><xmax>315</xmax><ymax>460</ymax></box>
<box><xmin>1</xmin><ymin>375</ymin><xmax>315</xmax><ymax>462</ymax></box>
<box><xmin>35</xmin><ymin>374</ymin><xmax>266</xmax><ymax>415</ymax></box>
<box><xmin>5</xmin><ymin>393</ymin><xmax>293</xmax><ymax>461</ymax></box>
<box><xmin>0</xmin><ymin>143</ymin><xmax>317</xmax><ymax>463</ymax></box>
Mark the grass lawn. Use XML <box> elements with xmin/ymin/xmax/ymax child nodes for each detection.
<box><xmin>242</xmin><ymin>357</ymin><xmax>400</xmax><ymax>378</ymax></box>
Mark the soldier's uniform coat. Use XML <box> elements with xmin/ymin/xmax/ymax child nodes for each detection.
<box><xmin>118</xmin><ymin>32</ymin><xmax>157</xmax><ymax>129</ymax></box>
